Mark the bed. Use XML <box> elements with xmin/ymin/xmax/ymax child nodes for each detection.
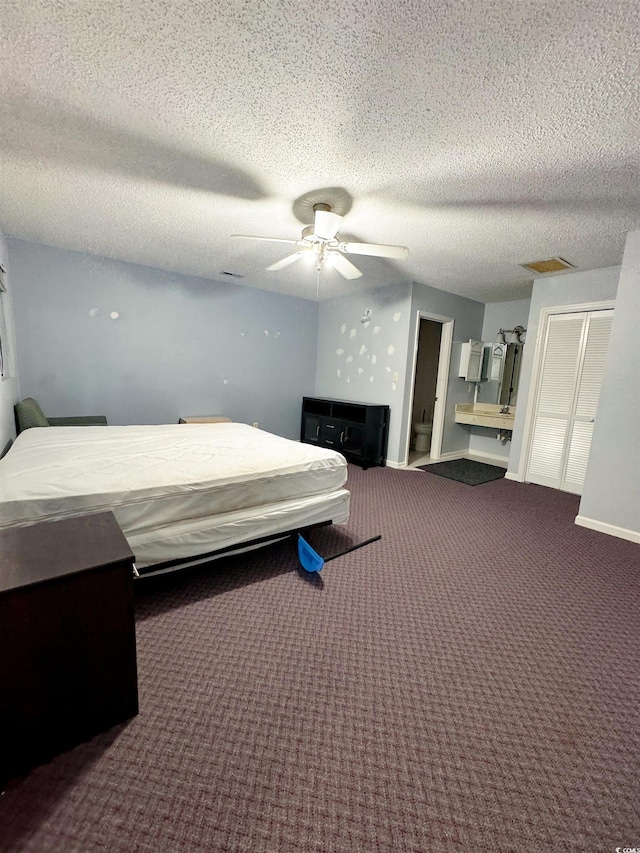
<box><xmin>0</xmin><ymin>422</ymin><xmax>350</xmax><ymax>576</ymax></box>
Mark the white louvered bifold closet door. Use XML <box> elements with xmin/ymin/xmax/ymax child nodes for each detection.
<box><xmin>563</xmin><ymin>311</ymin><xmax>613</xmax><ymax>492</ymax></box>
<box><xmin>526</xmin><ymin>309</ymin><xmax>613</xmax><ymax>495</ymax></box>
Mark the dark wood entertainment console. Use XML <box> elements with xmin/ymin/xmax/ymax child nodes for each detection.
<box><xmin>301</xmin><ymin>396</ymin><xmax>390</xmax><ymax>469</ymax></box>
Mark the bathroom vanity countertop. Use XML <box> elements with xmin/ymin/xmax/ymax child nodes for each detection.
<box><xmin>455</xmin><ymin>403</ymin><xmax>516</xmax><ymax>430</ymax></box>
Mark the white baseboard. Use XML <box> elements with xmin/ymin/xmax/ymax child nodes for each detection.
<box><xmin>504</xmin><ymin>471</ymin><xmax>521</xmax><ymax>481</ymax></box>
<box><xmin>574</xmin><ymin>515</ymin><xmax>640</xmax><ymax>544</ymax></box>
<box><xmin>389</xmin><ymin>450</ymin><xmax>466</xmax><ymax>468</ymax></box>
<box><xmin>391</xmin><ymin>451</ymin><xmax>509</xmax><ymax>469</ymax></box>
<box><xmin>433</xmin><ymin>450</ymin><xmax>468</xmax><ymax>462</ymax></box>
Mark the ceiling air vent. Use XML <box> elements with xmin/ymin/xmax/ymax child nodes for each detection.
<box><xmin>219</xmin><ymin>270</ymin><xmax>245</xmax><ymax>278</ymax></box>
<box><xmin>520</xmin><ymin>257</ymin><xmax>576</xmax><ymax>274</ymax></box>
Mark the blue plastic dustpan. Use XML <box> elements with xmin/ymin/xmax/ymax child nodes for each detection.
<box><xmin>298</xmin><ymin>534</ymin><xmax>325</xmax><ymax>572</ymax></box>
<box><xmin>297</xmin><ymin>533</ymin><xmax>382</xmax><ymax>573</ymax></box>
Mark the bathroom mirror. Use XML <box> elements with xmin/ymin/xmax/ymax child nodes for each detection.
<box><xmin>499</xmin><ymin>342</ymin><xmax>523</xmax><ymax>406</ymax></box>
<box><xmin>477</xmin><ymin>342</ymin><xmax>524</xmax><ymax>407</ymax></box>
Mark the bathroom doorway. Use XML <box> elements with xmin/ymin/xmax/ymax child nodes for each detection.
<box><xmin>404</xmin><ymin>312</ymin><xmax>453</xmax><ymax>466</ymax></box>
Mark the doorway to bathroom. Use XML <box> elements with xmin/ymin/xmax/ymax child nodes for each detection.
<box><xmin>404</xmin><ymin>311</ymin><xmax>454</xmax><ymax>467</ymax></box>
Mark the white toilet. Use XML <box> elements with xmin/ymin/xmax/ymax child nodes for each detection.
<box><xmin>414</xmin><ymin>422</ymin><xmax>433</xmax><ymax>453</ymax></box>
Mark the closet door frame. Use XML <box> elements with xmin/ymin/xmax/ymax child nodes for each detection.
<box><xmin>519</xmin><ymin>299</ymin><xmax>615</xmax><ymax>488</ymax></box>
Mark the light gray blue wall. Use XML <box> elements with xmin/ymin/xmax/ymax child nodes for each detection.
<box><xmin>407</xmin><ymin>282</ymin><xmax>485</xmax><ymax>461</ymax></box>
<box><xmin>0</xmin><ymin>227</ymin><xmax>20</xmax><ymax>453</ymax></box>
<box><xmin>507</xmin><ymin>265</ymin><xmax>620</xmax><ymax>478</ymax></box>
<box><xmin>579</xmin><ymin>231</ymin><xmax>640</xmax><ymax>540</ymax></box>
<box><xmin>480</xmin><ymin>298</ymin><xmax>532</xmax><ymax>347</ymax></box>
<box><xmin>315</xmin><ymin>280</ymin><xmax>484</xmax><ymax>465</ymax></box>
<box><xmin>468</xmin><ymin>298</ymin><xmax>531</xmax><ymax>464</ymax></box>
<box><xmin>315</xmin><ymin>282</ymin><xmax>413</xmax><ymax>464</ymax></box>
<box><xmin>8</xmin><ymin>239</ymin><xmax>318</xmax><ymax>439</ymax></box>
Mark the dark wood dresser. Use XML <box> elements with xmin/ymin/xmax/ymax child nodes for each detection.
<box><xmin>0</xmin><ymin>512</ymin><xmax>138</xmax><ymax>785</ymax></box>
<box><xmin>301</xmin><ymin>397</ymin><xmax>390</xmax><ymax>469</ymax></box>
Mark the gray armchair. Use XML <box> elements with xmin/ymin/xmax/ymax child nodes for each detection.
<box><xmin>15</xmin><ymin>397</ymin><xmax>108</xmax><ymax>434</ymax></box>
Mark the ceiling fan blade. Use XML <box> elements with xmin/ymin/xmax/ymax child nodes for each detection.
<box><xmin>314</xmin><ymin>209</ymin><xmax>342</xmax><ymax>241</ymax></box>
<box><xmin>266</xmin><ymin>252</ymin><xmax>306</xmax><ymax>271</ymax></box>
<box><xmin>328</xmin><ymin>252</ymin><xmax>363</xmax><ymax>280</ymax></box>
<box><xmin>232</xmin><ymin>234</ymin><xmax>302</xmax><ymax>246</ymax></box>
<box><xmin>338</xmin><ymin>241</ymin><xmax>409</xmax><ymax>259</ymax></box>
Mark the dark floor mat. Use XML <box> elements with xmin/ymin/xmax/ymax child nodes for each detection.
<box><xmin>418</xmin><ymin>458</ymin><xmax>506</xmax><ymax>485</ymax></box>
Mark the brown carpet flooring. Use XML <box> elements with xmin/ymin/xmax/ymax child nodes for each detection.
<box><xmin>1</xmin><ymin>464</ymin><xmax>639</xmax><ymax>852</ymax></box>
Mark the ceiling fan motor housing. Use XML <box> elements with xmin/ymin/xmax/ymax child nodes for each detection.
<box><xmin>312</xmin><ymin>204</ymin><xmax>343</xmax><ymax>241</ymax></box>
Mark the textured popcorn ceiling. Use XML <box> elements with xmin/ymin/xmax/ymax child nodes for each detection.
<box><xmin>0</xmin><ymin>1</ymin><xmax>638</xmax><ymax>302</ymax></box>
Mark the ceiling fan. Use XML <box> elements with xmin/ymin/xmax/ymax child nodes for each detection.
<box><xmin>232</xmin><ymin>203</ymin><xmax>409</xmax><ymax>279</ymax></box>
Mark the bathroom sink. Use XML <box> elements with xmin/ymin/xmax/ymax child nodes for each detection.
<box><xmin>454</xmin><ymin>403</ymin><xmax>516</xmax><ymax>430</ymax></box>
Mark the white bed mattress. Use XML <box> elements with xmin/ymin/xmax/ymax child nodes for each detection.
<box><xmin>0</xmin><ymin>423</ymin><xmax>350</xmax><ymax>568</ymax></box>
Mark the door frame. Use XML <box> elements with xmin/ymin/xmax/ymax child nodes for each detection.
<box><xmin>519</xmin><ymin>299</ymin><xmax>615</xmax><ymax>483</ymax></box>
<box><xmin>402</xmin><ymin>310</ymin><xmax>454</xmax><ymax>466</ymax></box>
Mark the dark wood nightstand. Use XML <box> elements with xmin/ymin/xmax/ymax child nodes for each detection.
<box><xmin>0</xmin><ymin>512</ymin><xmax>138</xmax><ymax>785</ymax></box>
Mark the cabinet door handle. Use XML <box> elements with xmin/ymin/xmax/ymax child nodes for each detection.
<box><xmin>340</xmin><ymin>431</ymin><xmax>345</xmax><ymax>444</ymax></box>
<box><xmin>326</xmin><ymin>424</ymin><xmax>335</xmax><ymax>429</ymax></box>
